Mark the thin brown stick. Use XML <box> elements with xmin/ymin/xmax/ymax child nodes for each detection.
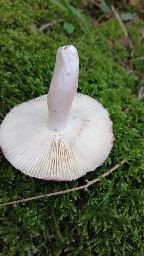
<box><xmin>91</xmin><ymin>0</ymin><xmax>101</xmax><ymax>9</ymax></box>
<box><xmin>0</xmin><ymin>160</ymin><xmax>127</xmax><ymax>207</ymax></box>
<box><xmin>39</xmin><ymin>22</ymin><xmax>55</xmax><ymax>31</ymax></box>
<box><xmin>39</xmin><ymin>19</ymin><xmax>63</xmax><ymax>32</ymax></box>
<box><xmin>111</xmin><ymin>5</ymin><xmax>134</xmax><ymax>64</ymax></box>
<box><xmin>111</xmin><ymin>5</ymin><xmax>128</xmax><ymax>37</ymax></box>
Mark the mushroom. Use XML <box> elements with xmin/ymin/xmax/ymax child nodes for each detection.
<box><xmin>0</xmin><ymin>45</ymin><xmax>114</xmax><ymax>181</ymax></box>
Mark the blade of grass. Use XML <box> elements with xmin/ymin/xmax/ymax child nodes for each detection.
<box><xmin>49</xmin><ymin>0</ymin><xmax>89</xmax><ymax>33</ymax></box>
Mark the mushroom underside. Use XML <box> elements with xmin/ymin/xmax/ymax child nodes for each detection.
<box><xmin>0</xmin><ymin>93</ymin><xmax>114</xmax><ymax>181</ymax></box>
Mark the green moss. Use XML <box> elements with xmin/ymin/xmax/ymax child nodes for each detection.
<box><xmin>0</xmin><ymin>1</ymin><xmax>143</xmax><ymax>255</ymax></box>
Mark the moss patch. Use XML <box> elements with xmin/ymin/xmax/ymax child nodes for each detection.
<box><xmin>0</xmin><ymin>1</ymin><xmax>143</xmax><ymax>255</ymax></box>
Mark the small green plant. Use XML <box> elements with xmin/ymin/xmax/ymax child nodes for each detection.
<box><xmin>64</xmin><ymin>21</ymin><xmax>75</xmax><ymax>34</ymax></box>
<box><xmin>49</xmin><ymin>0</ymin><xmax>90</xmax><ymax>33</ymax></box>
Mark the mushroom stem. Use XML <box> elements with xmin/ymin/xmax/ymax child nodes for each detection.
<box><xmin>47</xmin><ymin>45</ymin><xmax>79</xmax><ymax>132</ymax></box>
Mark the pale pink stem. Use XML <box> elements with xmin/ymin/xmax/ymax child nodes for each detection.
<box><xmin>47</xmin><ymin>45</ymin><xmax>79</xmax><ymax>132</ymax></box>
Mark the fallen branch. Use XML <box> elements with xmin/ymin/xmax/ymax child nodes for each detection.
<box><xmin>0</xmin><ymin>160</ymin><xmax>127</xmax><ymax>207</ymax></box>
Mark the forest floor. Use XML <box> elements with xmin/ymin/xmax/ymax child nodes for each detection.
<box><xmin>0</xmin><ymin>1</ymin><xmax>144</xmax><ymax>255</ymax></box>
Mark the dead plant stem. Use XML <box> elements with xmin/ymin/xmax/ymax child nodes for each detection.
<box><xmin>0</xmin><ymin>159</ymin><xmax>127</xmax><ymax>207</ymax></box>
<box><xmin>111</xmin><ymin>5</ymin><xmax>134</xmax><ymax>64</ymax></box>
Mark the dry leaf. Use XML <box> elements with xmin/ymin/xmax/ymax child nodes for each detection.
<box><xmin>140</xmin><ymin>31</ymin><xmax>144</xmax><ymax>38</ymax></box>
<box><xmin>108</xmin><ymin>39</ymin><xmax>113</xmax><ymax>46</ymax></box>
<box><xmin>129</xmin><ymin>0</ymin><xmax>137</xmax><ymax>6</ymax></box>
<box><xmin>119</xmin><ymin>36</ymin><xmax>129</xmax><ymax>47</ymax></box>
<box><xmin>124</xmin><ymin>108</ymin><xmax>130</xmax><ymax>113</ymax></box>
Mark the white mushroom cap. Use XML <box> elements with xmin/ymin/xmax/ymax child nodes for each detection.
<box><xmin>0</xmin><ymin>45</ymin><xmax>114</xmax><ymax>181</ymax></box>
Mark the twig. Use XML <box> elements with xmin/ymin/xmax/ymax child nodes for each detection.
<box><xmin>39</xmin><ymin>19</ymin><xmax>63</xmax><ymax>32</ymax></box>
<box><xmin>138</xmin><ymin>87</ymin><xmax>144</xmax><ymax>100</ymax></box>
<box><xmin>91</xmin><ymin>0</ymin><xmax>101</xmax><ymax>9</ymax></box>
<box><xmin>111</xmin><ymin>5</ymin><xmax>134</xmax><ymax>65</ymax></box>
<box><xmin>0</xmin><ymin>159</ymin><xmax>127</xmax><ymax>207</ymax></box>
<box><xmin>39</xmin><ymin>21</ymin><xmax>55</xmax><ymax>31</ymax></box>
